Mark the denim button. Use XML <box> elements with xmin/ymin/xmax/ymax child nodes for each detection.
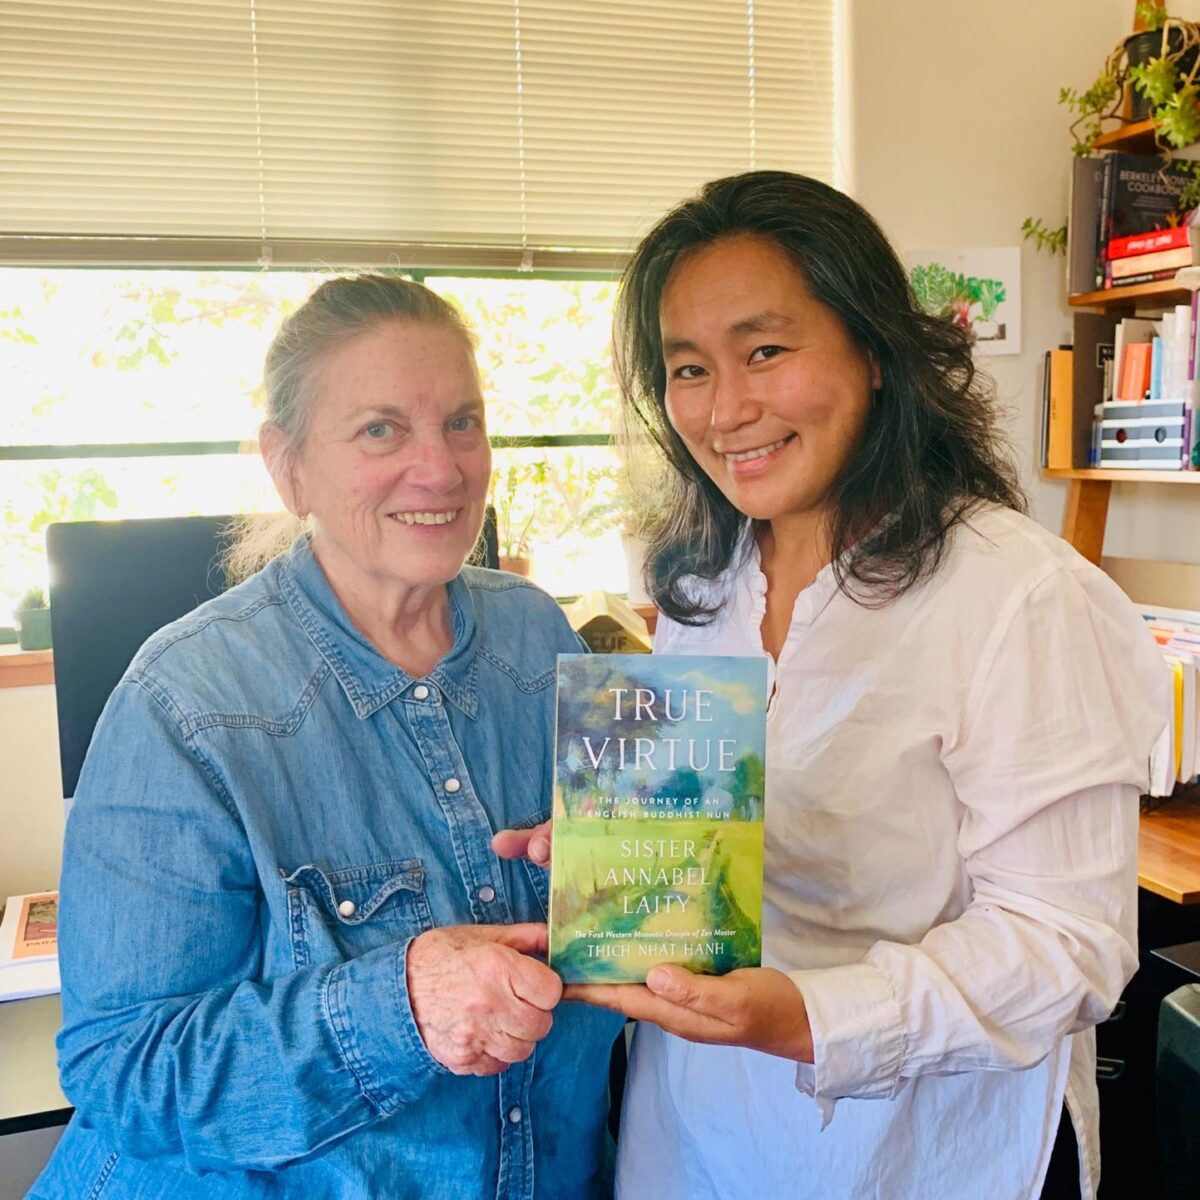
<box><xmin>477</xmin><ymin>885</ymin><xmax>496</xmax><ymax>903</ymax></box>
<box><xmin>337</xmin><ymin>899</ymin><xmax>356</xmax><ymax>917</ymax></box>
<box><xmin>413</xmin><ymin>685</ymin><xmax>430</xmax><ymax>700</ymax></box>
<box><xmin>507</xmin><ymin>1106</ymin><xmax>522</xmax><ymax>1124</ymax></box>
<box><xmin>444</xmin><ymin>778</ymin><xmax>461</xmax><ymax>793</ymax></box>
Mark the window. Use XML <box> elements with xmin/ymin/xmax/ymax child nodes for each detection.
<box><xmin>0</xmin><ymin>268</ymin><xmax>626</xmax><ymax>616</ymax></box>
<box><xmin>1</xmin><ymin>0</ymin><xmax>835</xmax><ymax>619</ymax></box>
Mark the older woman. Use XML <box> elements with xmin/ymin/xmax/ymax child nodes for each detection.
<box><xmin>501</xmin><ymin>173</ymin><xmax>1168</xmax><ymax>1200</ymax></box>
<box><xmin>31</xmin><ymin>275</ymin><xmax>623</xmax><ymax>1199</ymax></box>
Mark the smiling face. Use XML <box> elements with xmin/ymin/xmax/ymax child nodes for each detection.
<box><xmin>659</xmin><ymin>233</ymin><xmax>879</xmax><ymax>538</ymax></box>
<box><xmin>270</xmin><ymin>320</ymin><xmax>491</xmax><ymax>599</ymax></box>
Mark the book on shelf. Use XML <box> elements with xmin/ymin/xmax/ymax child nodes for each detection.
<box><xmin>1068</xmin><ymin>156</ymin><xmax>1106</xmax><ymax>296</ymax></box>
<box><xmin>1108</xmin><ymin>243</ymin><xmax>1200</xmax><ymax>280</ymax></box>
<box><xmin>1084</xmin><ymin>152</ymin><xmax>1197</xmax><ymax>289</ymax></box>
<box><xmin>547</xmin><ymin>653</ymin><xmax>767</xmax><ymax>983</ymax></box>
<box><xmin>1104</xmin><ymin>266</ymin><xmax>1189</xmax><ymax>289</ymax></box>
<box><xmin>1138</xmin><ymin>605</ymin><xmax>1200</xmax><ymax>797</ymax></box>
<box><xmin>1045</xmin><ymin>347</ymin><xmax>1074</xmax><ymax>469</ymax></box>
<box><xmin>1103</xmin><ymin>152</ymin><xmax>1196</xmax><ymax>240</ymax></box>
<box><xmin>1117</xmin><ymin>341</ymin><xmax>1154</xmax><ymax>401</ymax></box>
<box><xmin>1108</xmin><ymin>223</ymin><xmax>1195</xmax><ymax>260</ymax></box>
<box><xmin>1073</xmin><ymin>312</ymin><xmax>1121</xmax><ymax>467</ymax></box>
<box><xmin>1097</xmin><ymin>399</ymin><xmax>1186</xmax><ymax>468</ymax></box>
<box><xmin>0</xmin><ymin>890</ymin><xmax>60</xmax><ymax>1002</ymax></box>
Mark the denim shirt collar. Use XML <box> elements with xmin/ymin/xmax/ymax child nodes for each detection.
<box><xmin>276</xmin><ymin>537</ymin><xmax>480</xmax><ymax>720</ymax></box>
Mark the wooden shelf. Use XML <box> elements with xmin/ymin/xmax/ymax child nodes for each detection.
<box><xmin>1140</xmin><ymin>792</ymin><xmax>1200</xmax><ymax>904</ymax></box>
<box><xmin>1044</xmin><ymin>468</ymin><xmax>1200</xmax><ymax>484</ymax></box>
<box><xmin>0</xmin><ymin>648</ymin><xmax>53</xmax><ymax>689</ymax></box>
<box><xmin>1069</xmin><ymin>279</ymin><xmax>1193</xmax><ymax>309</ymax></box>
<box><xmin>1092</xmin><ymin>116</ymin><xmax>1162</xmax><ymax>155</ymax></box>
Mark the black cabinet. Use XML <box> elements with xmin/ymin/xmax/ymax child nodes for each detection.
<box><xmin>1096</xmin><ymin>890</ymin><xmax>1200</xmax><ymax>1198</ymax></box>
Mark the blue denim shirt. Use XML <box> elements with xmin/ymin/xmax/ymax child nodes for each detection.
<box><xmin>32</xmin><ymin>539</ymin><xmax>623</xmax><ymax>1200</ymax></box>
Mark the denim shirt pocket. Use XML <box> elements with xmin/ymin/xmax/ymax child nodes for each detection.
<box><xmin>284</xmin><ymin>859</ymin><xmax>434</xmax><ymax>968</ymax></box>
<box><xmin>509</xmin><ymin>807</ymin><xmax>551</xmax><ymax>919</ymax></box>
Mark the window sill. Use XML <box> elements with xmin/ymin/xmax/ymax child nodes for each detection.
<box><xmin>0</xmin><ymin>647</ymin><xmax>54</xmax><ymax>689</ymax></box>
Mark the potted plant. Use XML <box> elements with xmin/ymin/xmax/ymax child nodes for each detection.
<box><xmin>1060</xmin><ymin>7</ymin><xmax>1200</xmax><ymax>154</ymax></box>
<box><xmin>489</xmin><ymin>460</ymin><xmax>547</xmax><ymax>576</ymax></box>
<box><xmin>15</xmin><ymin>587</ymin><xmax>52</xmax><ymax>651</ymax></box>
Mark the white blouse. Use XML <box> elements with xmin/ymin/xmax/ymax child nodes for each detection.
<box><xmin>616</xmin><ymin>504</ymin><xmax>1168</xmax><ymax>1200</ymax></box>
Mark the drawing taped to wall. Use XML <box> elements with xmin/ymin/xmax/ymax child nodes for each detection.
<box><xmin>906</xmin><ymin>246</ymin><xmax>1021</xmax><ymax>356</ymax></box>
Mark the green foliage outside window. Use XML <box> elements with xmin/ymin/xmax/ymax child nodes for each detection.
<box><xmin>0</xmin><ymin>270</ymin><xmax>629</xmax><ymax>617</ymax></box>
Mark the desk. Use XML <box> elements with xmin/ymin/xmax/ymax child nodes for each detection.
<box><xmin>1139</xmin><ymin>793</ymin><xmax>1200</xmax><ymax>904</ymax></box>
<box><xmin>0</xmin><ymin>994</ymin><xmax>71</xmax><ymax>1135</ymax></box>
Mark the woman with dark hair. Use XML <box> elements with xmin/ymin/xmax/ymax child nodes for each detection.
<box><xmin>502</xmin><ymin>172</ymin><xmax>1166</xmax><ymax>1199</ymax></box>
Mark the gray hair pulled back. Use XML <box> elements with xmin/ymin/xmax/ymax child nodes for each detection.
<box><xmin>223</xmin><ymin>273</ymin><xmax>477</xmax><ymax>582</ymax></box>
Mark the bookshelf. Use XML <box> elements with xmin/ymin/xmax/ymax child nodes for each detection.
<box><xmin>1092</xmin><ymin>116</ymin><xmax>1167</xmax><ymax>155</ymax></box>
<box><xmin>1045</xmin><ymin>468</ymin><xmax>1200</xmax><ymax>484</ymax></box>
<box><xmin>1069</xmin><ymin>279</ymin><xmax>1193</xmax><ymax>310</ymax></box>
<box><xmin>1051</xmin><ymin>470</ymin><xmax>1200</xmax><ymax>567</ymax></box>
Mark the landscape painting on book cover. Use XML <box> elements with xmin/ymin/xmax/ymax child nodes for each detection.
<box><xmin>549</xmin><ymin>654</ymin><xmax>767</xmax><ymax>983</ymax></box>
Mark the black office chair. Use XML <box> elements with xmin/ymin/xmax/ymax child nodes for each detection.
<box><xmin>47</xmin><ymin>508</ymin><xmax>500</xmax><ymax>797</ymax></box>
<box><xmin>46</xmin><ymin>515</ymin><xmax>234</xmax><ymax>798</ymax></box>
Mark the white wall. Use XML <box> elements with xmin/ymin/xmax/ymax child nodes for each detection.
<box><xmin>0</xmin><ymin>684</ymin><xmax>64</xmax><ymax>898</ymax></box>
<box><xmin>844</xmin><ymin>0</ymin><xmax>1200</xmax><ymax>562</ymax></box>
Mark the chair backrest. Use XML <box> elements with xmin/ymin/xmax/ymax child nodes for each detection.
<box><xmin>46</xmin><ymin>515</ymin><xmax>232</xmax><ymax>799</ymax></box>
<box><xmin>1157</xmin><ymin>981</ymin><xmax>1200</xmax><ymax>1196</ymax></box>
<box><xmin>46</xmin><ymin>507</ymin><xmax>500</xmax><ymax>797</ymax></box>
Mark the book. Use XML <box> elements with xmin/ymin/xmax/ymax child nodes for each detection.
<box><xmin>0</xmin><ymin>891</ymin><xmax>61</xmax><ymax>1002</ymax></box>
<box><xmin>1104</xmin><ymin>267</ymin><xmax>1185</xmax><ymax>288</ymax></box>
<box><xmin>1046</xmin><ymin>348</ymin><xmax>1074</xmax><ymax>469</ymax></box>
<box><xmin>1068</xmin><ymin>156</ymin><xmax>1106</xmax><ymax>295</ymax></box>
<box><xmin>547</xmin><ymin>653</ymin><xmax>767</xmax><ymax>983</ymax></box>
<box><xmin>1097</xmin><ymin>399</ymin><xmax>1186</xmax><ymax>468</ymax></box>
<box><xmin>1112</xmin><ymin>316</ymin><xmax>1159</xmax><ymax>402</ymax></box>
<box><xmin>1118</xmin><ymin>341</ymin><xmax>1153</xmax><ymax>401</ymax></box>
<box><xmin>1108</xmin><ymin>223</ymin><xmax>1193</xmax><ymax>260</ymax></box>
<box><xmin>1039</xmin><ymin>350</ymin><xmax>1051</xmax><ymax>468</ymax></box>
<box><xmin>1110</xmin><ymin>245</ymin><xmax>1198</xmax><ymax>279</ymax></box>
<box><xmin>1074</xmin><ymin>312</ymin><xmax>1121</xmax><ymax>466</ymax></box>
<box><xmin>1101</xmin><ymin>153</ymin><xmax>1196</xmax><ymax>247</ymax></box>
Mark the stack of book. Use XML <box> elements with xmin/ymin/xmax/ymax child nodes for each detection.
<box><xmin>0</xmin><ymin>890</ymin><xmax>60</xmax><ymax>1002</ymax></box>
<box><xmin>1041</xmin><ymin>300</ymin><xmax>1200</xmax><ymax>472</ymax></box>
<box><xmin>1140</xmin><ymin>605</ymin><xmax>1200</xmax><ymax>798</ymax></box>
<box><xmin>1067</xmin><ymin>152</ymin><xmax>1200</xmax><ymax>296</ymax></box>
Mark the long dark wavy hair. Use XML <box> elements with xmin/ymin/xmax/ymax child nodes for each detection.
<box><xmin>614</xmin><ymin>170</ymin><xmax>1026</xmax><ymax>625</ymax></box>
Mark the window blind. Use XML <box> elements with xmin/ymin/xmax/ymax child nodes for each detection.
<box><xmin>0</xmin><ymin>0</ymin><xmax>835</xmax><ymax>269</ymax></box>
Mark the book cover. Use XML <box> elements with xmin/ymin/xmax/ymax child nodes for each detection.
<box><xmin>0</xmin><ymin>891</ymin><xmax>60</xmax><ymax>1002</ymax></box>
<box><xmin>1067</xmin><ymin>156</ymin><xmax>1105</xmax><ymax>295</ymax></box>
<box><xmin>1110</xmin><ymin>245</ymin><xmax>1196</xmax><ymax>279</ymax></box>
<box><xmin>1103</xmin><ymin>266</ymin><xmax>1183</xmax><ymax>288</ymax></box>
<box><xmin>1103</xmin><ymin>153</ymin><xmax>1196</xmax><ymax>244</ymax></box>
<box><xmin>548</xmin><ymin>653</ymin><xmax>767</xmax><ymax>984</ymax></box>
<box><xmin>0</xmin><ymin>892</ymin><xmax>58</xmax><ymax>963</ymax></box>
<box><xmin>1118</xmin><ymin>342</ymin><xmax>1153</xmax><ymax>401</ymax></box>
<box><xmin>1108</xmin><ymin>224</ymin><xmax>1192</xmax><ymax>260</ymax></box>
<box><xmin>1073</xmin><ymin>312</ymin><xmax>1120</xmax><ymax>466</ymax></box>
<box><xmin>1046</xmin><ymin>348</ymin><xmax>1074</xmax><ymax>470</ymax></box>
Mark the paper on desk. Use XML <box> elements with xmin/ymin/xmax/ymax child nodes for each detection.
<box><xmin>0</xmin><ymin>891</ymin><xmax>60</xmax><ymax>1001</ymax></box>
<box><xmin>0</xmin><ymin>957</ymin><xmax>59</xmax><ymax>1002</ymax></box>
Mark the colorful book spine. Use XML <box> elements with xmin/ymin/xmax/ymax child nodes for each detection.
<box><xmin>548</xmin><ymin>653</ymin><xmax>768</xmax><ymax>983</ymax></box>
<box><xmin>1118</xmin><ymin>341</ymin><xmax>1154</xmax><ymax>401</ymax></box>
<box><xmin>1104</xmin><ymin>266</ymin><xmax>1183</xmax><ymax>288</ymax></box>
<box><xmin>1109</xmin><ymin>245</ymin><xmax>1197</xmax><ymax>279</ymax></box>
<box><xmin>1108</xmin><ymin>224</ymin><xmax>1192</xmax><ymax>260</ymax></box>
